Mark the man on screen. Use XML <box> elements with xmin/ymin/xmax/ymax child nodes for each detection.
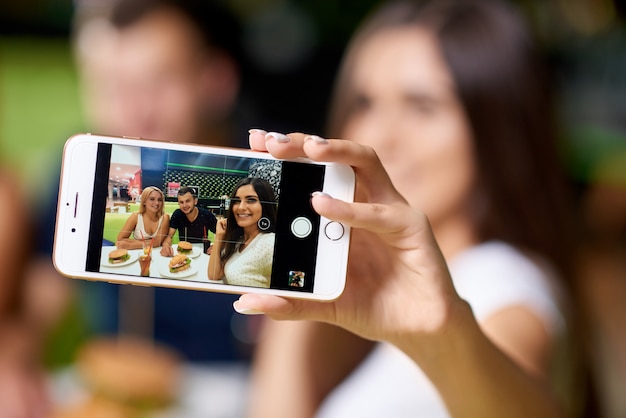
<box><xmin>161</xmin><ymin>186</ymin><xmax>217</xmax><ymax>256</ymax></box>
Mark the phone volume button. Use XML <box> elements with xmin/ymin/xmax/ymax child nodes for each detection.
<box><xmin>122</xmin><ymin>135</ymin><xmax>142</xmax><ymax>140</ymax></box>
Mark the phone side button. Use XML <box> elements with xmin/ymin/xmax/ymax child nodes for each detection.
<box><xmin>324</xmin><ymin>221</ymin><xmax>345</xmax><ymax>241</ymax></box>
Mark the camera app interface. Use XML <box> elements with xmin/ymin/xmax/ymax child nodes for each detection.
<box><xmin>86</xmin><ymin>143</ymin><xmax>324</xmax><ymax>292</ymax></box>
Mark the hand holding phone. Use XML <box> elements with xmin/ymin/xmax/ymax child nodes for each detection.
<box><xmin>234</xmin><ymin>131</ymin><xmax>461</xmax><ymax>347</ymax></box>
<box><xmin>54</xmin><ymin>133</ymin><xmax>355</xmax><ymax>301</ymax></box>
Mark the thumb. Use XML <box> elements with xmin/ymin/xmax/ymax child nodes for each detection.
<box><xmin>233</xmin><ymin>293</ymin><xmax>332</xmax><ymax>322</ymax></box>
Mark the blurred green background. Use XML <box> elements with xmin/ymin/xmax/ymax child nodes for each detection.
<box><xmin>2</xmin><ymin>0</ymin><xmax>626</xmax><ymax>193</ymax></box>
<box><xmin>1</xmin><ymin>37</ymin><xmax>83</xmax><ymax>196</ymax></box>
<box><xmin>1</xmin><ymin>0</ymin><xmax>626</xmax><ymax>376</ymax></box>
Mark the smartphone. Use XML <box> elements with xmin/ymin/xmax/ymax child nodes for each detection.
<box><xmin>53</xmin><ymin>133</ymin><xmax>354</xmax><ymax>301</ymax></box>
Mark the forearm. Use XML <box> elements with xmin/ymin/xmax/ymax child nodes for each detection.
<box><xmin>247</xmin><ymin>320</ymin><xmax>375</xmax><ymax>418</ymax></box>
<box><xmin>0</xmin><ymin>319</ymin><xmax>43</xmax><ymax>365</ymax></box>
<box><xmin>397</xmin><ymin>300</ymin><xmax>563</xmax><ymax>418</ymax></box>
<box><xmin>151</xmin><ymin>234</ymin><xmax>166</xmax><ymax>247</ymax></box>
<box><xmin>247</xmin><ymin>321</ymin><xmax>319</xmax><ymax>418</ymax></box>
<box><xmin>115</xmin><ymin>238</ymin><xmax>142</xmax><ymax>250</ymax></box>
<box><xmin>207</xmin><ymin>241</ymin><xmax>224</xmax><ymax>280</ymax></box>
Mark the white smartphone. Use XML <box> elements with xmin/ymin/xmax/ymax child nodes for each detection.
<box><xmin>53</xmin><ymin>133</ymin><xmax>354</xmax><ymax>301</ymax></box>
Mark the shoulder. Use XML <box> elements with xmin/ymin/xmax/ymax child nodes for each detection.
<box><xmin>199</xmin><ymin>207</ymin><xmax>216</xmax><ymax>219</ymax></box>
<box><xmin>169</xmin><ymin>210</ymin><xmax>183</xmax><ymax>224</ymax></box>
<box><xmin>252</xmin><ymin>233</ymin><xmax>275</xmax><ymax>252</ymax></box>
<box><xmin>452</xmin><ymin>241</ymin><xmax>552</xmax><ymax>282</ymax></box>
<box><xmin>0</xmin><ymin>172</ymin><xmax>27</xmax><ymax>230</ymax></box>
<box><xmin>450</xmin><ymin>241</ymin><xmax>565</xmax><ymax>333</ymax></box>
<box><xmin>258</xmin><ymin>232</ymin><xmax>275</xmax><ymax>244</ymax></box>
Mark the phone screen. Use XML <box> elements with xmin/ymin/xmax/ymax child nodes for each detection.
<box><xmin>86</xmin><ymin>142</ymin><xmax>325</xmax><ymax>293</ymax></box>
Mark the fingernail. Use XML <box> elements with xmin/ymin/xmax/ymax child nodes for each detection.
<box><xmin>233</xmin><ymin>301</ymin><xmax>264</xmax><ymax>315</ymax></box>
<box><xmin>304</xmin><ymin>135</ymin><xmax>328</xmax><ymax>144</ymax></box>
<box><xmin>265</xmin><ymin>132</ymin><xmax>291</xmax><ymax>143</ymax></box>
<box><xmin>311</xmin><ymin>191</ymin><xmax>332</xmax><ymax>198</ymax></box>
<box><xmin>249</xmin><ymin>128</ymin><xmax>267</xmax><ymax>135</ymax></box>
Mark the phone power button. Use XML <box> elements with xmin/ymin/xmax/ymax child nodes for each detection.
<box><xmin>324</xmin><ymin>222</ymin><xmax>345</xmax><ymax>241</ymax></box>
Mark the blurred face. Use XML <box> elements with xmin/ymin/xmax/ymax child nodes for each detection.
<box><xmin>342</xmin><ymin>27</ymin><xmax>476</xmax><ymax>227</ymax></box>
<box><xmin>177</xmin><ymin>192</ymin><xmax>197</xmax><ymax>214</ymax></box>
<box><xmin>231</xmin><ymin>184</ymin><xmax>262</xmax><ymax>229</ymax></box>
<box><xmin>144</xmin><ymin>190</ymin><xmax>163</xmax><ymax>214</ymax></box>
<box><xmin>79</xmin><ymin>9</ymin><xmax>211</xmax><ymax>142</ymax></box>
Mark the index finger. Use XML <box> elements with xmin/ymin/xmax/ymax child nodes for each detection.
<box><xmin>296</xmin><ymin>135</ymin><xmax>405</xmax><ymax>205</ymax></box>
<box><xmin>249</xmin><ymin>130</ymin><xmax>312</xmax><ymax>159</ymax></box>
<box><xmin>253</xmin><ymin>131</ymin><xmax>405</xmax><ymax>204</ymax></box>
<box><xmin>249</xmin><ymin>129</ymin><xmax>268</xmax><ymax>151</ymax></box>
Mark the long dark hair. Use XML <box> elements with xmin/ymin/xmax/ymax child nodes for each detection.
<box><xmin>329</xmin><ymin>0</ymin><xmax>576</xmax><ymax>282</ymax></box>
<box><xmin>220</xmin><ymin>177</ymin><xmax>277</xmax><ymax>265</ymax></box>
<box><xmin>328</xmin><ymin>0</ymin><xmax>594</xmax><ymax>414</ymax></box>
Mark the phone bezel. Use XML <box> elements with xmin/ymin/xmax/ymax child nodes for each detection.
<box><xmin>53</xmin><ymin>133</ymin><xmax>354</xmax><ymax>301</ymax></box>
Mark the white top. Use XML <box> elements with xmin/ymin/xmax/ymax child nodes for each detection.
<box><xmin>132</xmin><ymin>213</ymin><xmax>164</xmax><ymax>240</ymax></box>
<box><xmin>316</xmin><ymin>241</ymin><xmax>565</xmax><ymax>418</ymax></box>
<box><xmin>223</xmin><ymin>233</ymin><xmax>275</xmax><ymax>288</ymax></box>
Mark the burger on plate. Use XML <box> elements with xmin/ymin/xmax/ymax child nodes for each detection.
<box><xmin>176</xmin><ymin>241</ymin><xmax>193</xmax><ymax>254</ymax></box>
<box><xmin>169</xmin><ymin>254</ymin><xmax>191</xmax><ymax>273</ymax></box>
<box><xmin>108</xmin><ymin>249</ymin><xmax>130</xmax><ymax>264</ymax></box>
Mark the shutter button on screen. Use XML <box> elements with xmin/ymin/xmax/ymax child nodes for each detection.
<box><xmin>324</xmin><ymin>222</ymin><xmax>345</xmax><ymax>241</ymax></box>
<box><xmin>291</xmin><ymin>217</ymin><xmax>313</xmax><ymax>238</ymax></box>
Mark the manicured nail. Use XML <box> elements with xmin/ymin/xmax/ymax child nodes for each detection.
<box><xmin>233</xmin><ymin>301</ymin><xmax>264</xmax><ymax>315</ymax></box>
<box><xmin>311</xmin><ymin>191</ymin><xmax>332</xmax><ymax>198</ymax></box>
<box><xmin>249</xmin><ymin>128</ymin><xmax>267</xmax><ymax>135</ymax></box>
<box><xmin>304</xmin><ymin>135</ymin><xmax>328</xmax><ymax>144</ymax></box>
<box><xmin>265</xmin><ymin>132</ymin><xmax>290</xmax><ymax>143</ymax></box>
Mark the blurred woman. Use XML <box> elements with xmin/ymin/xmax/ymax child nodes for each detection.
<box><xmin>243</xmin><ymin>0</ymin><xmax>583</xmax><ymax>417</ymax></box>
<box><xmin>116</xmin><ymin>186</ymin><xmax>170</xmax><ymax>249</ymax></box>
<box><xmin>0</xmin><ymin>170</ymin><xmax>51</xmax><ymax>417</ymax></box>
<box><xmin>208</xmin><ymin>177</ymin><xmax>277</xmax><ymax>288</ymax></box>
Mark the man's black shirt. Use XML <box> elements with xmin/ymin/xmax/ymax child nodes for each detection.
<box><xmin>169</xmin><ymin>206</ymin><xmax>217</xmax><ymax>243</ymax></box>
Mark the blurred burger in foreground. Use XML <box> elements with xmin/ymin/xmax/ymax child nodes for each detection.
<box><xmin>169</xmin><ymin>254</ymin><xmax>191</xmax><ymax>273</ymax></box>
<box><xmin>51</xmin><ymin>337</ymin><xmax>182</xmax><ymax>417</ymax></box>
<box><xmin>50</xmin><ymin>396</ymin><xmax>136</xmax><ymax>418</ymax></box>
<box><xmin>176</xmin><ymin>241</ymin><xmax>193</xmax><ymax>254</ymax></box>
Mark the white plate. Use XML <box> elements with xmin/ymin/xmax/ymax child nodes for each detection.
<box><xmin>160</xmin><ymin>264</ymin><xmax>199</xmax><ymax>278</ymax></box>
<box><xmin>173</xmin><ymin>244</ymin><xmax>202</xmax><ymax>258</ymax></box>
<box><xmin>102</xmin><ymin>250</ymin><xmax>138</xmax><ymax>267</ymax></box>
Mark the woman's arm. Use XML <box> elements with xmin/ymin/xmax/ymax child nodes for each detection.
<box><xmin>239</xmin><ymin>131</ymin><xmax>564</xmax><ymax>418</ymax></box>
<box><xmin>0</xmin><ymin>173</ymin><xmax>29</xmax><ymax>317</ymax></box>
<box><xmin>115</xmin><ymin>213</ymin><xmax>143</xmax><ymax>249</ymax></box>
<box><xmin>248</xmin><ymin>320</ymin><xmax>375</xmax><ymax>418</ymax></box>
<box><xmin>207</xmin><ymin>219</ymin><xmax>227</xmax><ymax>280</ymax></box>
<box><xmin>0</xmin><ymin>172</ymin><xmax>51</xmax><ymax>416</ymax></box>
<box><xmin>151</xmin><ymin>214</ymin><xmax>170</xmax><ymax>247</ymax></box>
<box><xmin>396</xmin><ymin>302</ymin><xmax>560</xmax><ymax>418</ymax></box>
<box><xmin>160</xmin><ymin>227</ymin><xmax>177</xmax><ymax>256</ymax></box>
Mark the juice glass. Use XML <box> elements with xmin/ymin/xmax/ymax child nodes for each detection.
<box><xmin>138</xmin><ymin>254</ymin><xmax>151</xmax><ymax>277</ymax></box>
